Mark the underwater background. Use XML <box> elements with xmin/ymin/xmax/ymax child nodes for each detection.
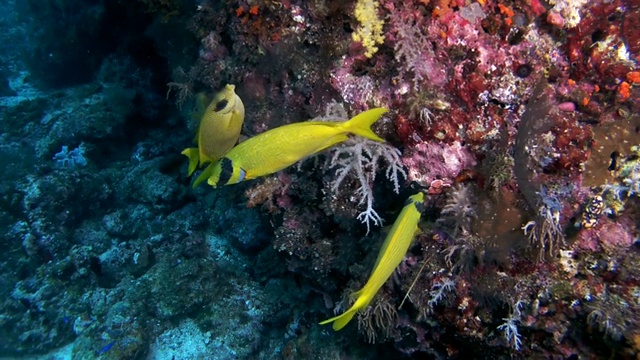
<box><xmin>0</xmin><ymin>0</ymin><xmax>639</xmax><ymax>359</ymax></box>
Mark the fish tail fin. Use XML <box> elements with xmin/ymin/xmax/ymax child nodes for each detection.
<box><xmin>181</xmin><ymin>148</ymin><xmax>200</xmax><ymax>176</ymax></box>
<box><xmin>319</xmin><ymin>307</ymin><xmax>359</xmax><ymax>331</ymax></box>
<box><xmin>343</xmin><ymin>108</ymin><xmax>387</xmax><ymax>142</ymax></box>
<box><xmin>319</xmin><ymin>292</ymin><xmax>370</xmax><ymax>331</ymax></box>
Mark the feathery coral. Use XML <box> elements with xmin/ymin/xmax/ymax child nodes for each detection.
<box><xmin>329</xmin><ymin>137</ymin><xmax>406</xmax><ymax>232</ymax></box>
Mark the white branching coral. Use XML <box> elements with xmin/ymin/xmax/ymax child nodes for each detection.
<box><xmin>498</xmin><ymin>298</ymin><xmax>525</xmax><ymax>351</ymax></box>
<box><xmin>316</xmin><ymin>101</ymin><xmax>407</xmax><ymax>233</ymax></box>
<box><xmin>329</xmin><ymin>137</ymin><xmax>406</xmax><ymax>232</ymax></box>
<box><xmin>427</xmin><ymin>277</ymin><xmax>456</xmax><ymax>308</ymax></box>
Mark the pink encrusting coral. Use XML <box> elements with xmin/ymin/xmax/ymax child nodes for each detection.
<box><xmin>574</xmin><ymin>208</ymin><xmax>637</xmax><ymax>253</ymax></box>
<box><xmin>402</xmin><ymin>141</ymin><xmax>477</xmax><ymax>190</ymax></box>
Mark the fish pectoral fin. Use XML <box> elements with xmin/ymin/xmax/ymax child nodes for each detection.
<box><xmin>350</xmin><ymin>289</ymin><xmax>364</xmax><ymax>300</ymax></box>
<box><xmin>238</xmin><ymin>167</ymin><xmax>248</xmax><ymax>182</ymax></box>
<box><xmin>237</xmin><ymin>134</ymin><xmax>249</xmax><ymax>144</ymax></box>
<box><xmin>316</xmin><ymin>134</ymin><xmax>349</xmax><ymax>153</ymax></box>
<box><xmin>192</xmin><ymin>163</ymin><xmax>215</xmax><ymax>188</ymax></box>
<box><xmin>181</xmin><ymin>148</ymin><xmax>200</xmax><ymax>176</ymax></box>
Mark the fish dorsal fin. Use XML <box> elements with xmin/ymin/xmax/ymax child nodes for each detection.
<box><xmin>192</xmin><ymin>92</ymin><xmax>210</xmax><ymax>120</ymax></box>
<box><xmin>371</xmin><ymin>225</ymin><xmax>398</xmax><ymax>275</ymax></box>
<box><xmin>191</xmin><ymin>92</ymin><xmax>210</xmax><ymax>143</ymax></box>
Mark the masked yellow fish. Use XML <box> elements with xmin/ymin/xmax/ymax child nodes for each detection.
<box><xmin>181</xmin><ymin>84</ymin><xmax>245</xmax><ymax>187</ymax></box>
<box><xmin>320</xmin><ymin>192</ymin><xmax>424</xmax><ymax>330</ymax></box>
<box><xmin>206</xmin><ymin>107</ymin><xmax>387</xmax><ymax>187</ymax></box>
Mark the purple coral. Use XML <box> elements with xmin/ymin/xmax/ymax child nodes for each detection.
<box><xmin>402</xmin><ymin>141</ymin><xmax>477</xmax><ymax>189</ymax></box>
<box><xmin>389</xmin><ymin>4</ymin><xmax>448</xmax><ymax>89</ymax></box>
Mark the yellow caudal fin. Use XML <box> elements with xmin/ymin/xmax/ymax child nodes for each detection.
<box><xmin>343</xmin><ymin>108</ymin><xmax>387</xmax><ymax>142</ymax></box>
<box><xmin>319</xmin><ymin>307</ymin><xmax>358</xmax><ymax>331</ymax></box>
<box><xmin>320</xmin><ymin>289</ymin><xmax>367</xmax><ymax>331</ymax></box>
<box><xmin>181</xmin><ymin>148</ymin><xmax>200</xmax><ymax>176</ymax></box>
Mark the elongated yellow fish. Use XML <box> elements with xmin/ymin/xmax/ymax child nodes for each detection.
<box><xmin>181</xmin><ymin>84</ymin><xmax>245</xmax><ymax>187</ymax></box>
<box><xmin>320</xmin><ymin>192</ymin><xmax>425</xmax><ymax>330</ymax></box>
<box><xmin>206</xmin><ymin>108</ymin><xmax>387</xmax><ymax>187</ymax></box>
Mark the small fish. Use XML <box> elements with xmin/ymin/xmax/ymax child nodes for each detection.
<box><xmin>320</xmin><ymin>192</ymin><xmax>424</xmax><ymax>330</ymax></box>
<box><xmin>207</xmin><ymin>108</ymin><xmax>387</xmax><ymax>187</ymax></box>
<box><xmin>581</xmin><ymin>195</ymin><xmax>604</xmax><ymax>229</ymax></box>
<box><xmin>181</xmin><ymin>84</ymin><xmax>245</xmax><ymax>187</ymax></box>
<box><xmin>97</xmin><ymin>340</ymin><xmax>116</xmax><ymax>355</ymax></box>
<box><xmin>608</xmin><ymin>151</ymin><xmax>619</xmax><ymax>171</ymax></box>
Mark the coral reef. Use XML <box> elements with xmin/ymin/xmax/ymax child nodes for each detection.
<box><xmin>0</xmin><ymin>0</ymin><xmax>639</xmax><ymax>358</ymax></box>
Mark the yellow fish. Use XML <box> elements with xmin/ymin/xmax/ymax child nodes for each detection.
<box><xmin>181</xmin><ymin>84</ymin><xmax>245</xmax><ymax>187</ymax></box>
<box><xmin>206</xmin><ymin>108</ymin><xmax>387</xmax><ymax>187</ymax></box>
<box><xmin>320</xmin><ymin>192</ymin><xmax>424</xmax><ymax>330</ymax></box>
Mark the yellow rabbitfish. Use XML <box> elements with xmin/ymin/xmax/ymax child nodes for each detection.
<box><xmin>320</xmin><ymin>192</ymin><xmax>424</xmax><ymax>330</ymax></box>
<box><xmin>206</xmin><ymin>108</ymin><xmax>387</xmax><ymax>187</ymax></box>
<box><xmin>181</xmin><ymin>84</ymin><xmax>245</xmax><ymax>187</ymax></box>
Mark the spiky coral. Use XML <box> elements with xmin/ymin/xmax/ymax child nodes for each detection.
<box><xmin>357</xmin><ymin>293</ymin><xmax>398</xmax><ymax>343</ymax></box>
<box><xmin>438</xmin><ymin>184</ymin><xmax>477</xmax><ymax>237</ymax></box>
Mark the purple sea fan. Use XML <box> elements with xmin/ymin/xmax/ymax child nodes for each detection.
<box><xmin>329</xmin><ymin>57</ymin><xmax>394</xmax><ymax>110</ymax></box>
<box><xmin>402</xmin><ymin>141</ymin><xmax>477</xmax><ymax>188</ymax></box>
<box><xmin>389</xmin><ymin>4</ymin><xmax>447</xmax><ymax>89</ymax></box>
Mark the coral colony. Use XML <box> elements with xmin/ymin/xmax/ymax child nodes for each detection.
<box><xmin>0</xmin><ymin>0</ymin><xmax>639</xmax><ymax>358</ymax></box>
